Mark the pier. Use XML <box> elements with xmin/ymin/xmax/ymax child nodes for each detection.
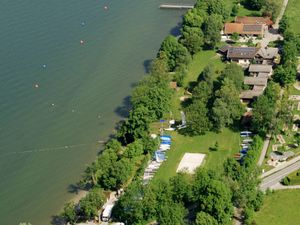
<box><xmin>159</xmin><ymin>3</ymin><xmax>194</xmax><ymax>9</ymax></box>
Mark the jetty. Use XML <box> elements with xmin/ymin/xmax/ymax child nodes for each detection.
<box><xmin>159</xmin><ymin>3</ymin><xmax>194</xmax><ymax>9</ymax></box>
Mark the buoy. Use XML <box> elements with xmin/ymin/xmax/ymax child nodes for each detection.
<box><xmin>80</xmin><ymin>40</ymin><xmax>84</xmax><ymax>45</ymax></box>
<box><xmin>42</xmin><ymin>64</ymin><xmax>47</xmax><ymax>68</ymax></box>
<box><xmin>81</xmin><ymin>21</ymin><xmax>86</xmax><ymax>26</ymax></box>
<box><xmin>34</xmin><ymin>84</ymin><xmax>39</xmax><ymax>88</ymax></box>
<box><xmin>104</xmin><ymin>5</ymin><xmax>108</xmax><ymax>10</ymax></box>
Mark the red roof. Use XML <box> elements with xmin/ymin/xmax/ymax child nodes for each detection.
<box><xmin>235</xmin><ymin>16</ymin><xmax>273</xmax><ymax>26</ymax></box>
<box><xmin>224</xmin><ymin>23</ymin><xmax>263</xmax><ymax>35</ymax></box>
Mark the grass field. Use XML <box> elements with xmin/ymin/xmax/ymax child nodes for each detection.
<box><xmin>153</xmin><ymin>129</ymin><xmax>240</xmax><ymax>181</ymax></box>
<box><xmin>285</xmin><ymin>0</ymin><xmax>300</xmax><ymax>34</ymax></box>
<box><xmin>184</xmin><ymin>50</ymin><xmax>225</xmax><ymax>86</ymax></box>
<box><xmin>254</xmin><ymin>190</ymin><xmax>300</xmax><ymax>225</ymax></box>
<box><xmin>287</xmin><ymin>170</ymin><xmax>300</xmax><ymax>185</ymax></box>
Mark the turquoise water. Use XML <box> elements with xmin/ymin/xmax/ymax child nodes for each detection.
<box><xmin>0</xmin><ymin>0</ymin><xmax>193</xmax><ymax>224</ymax></box>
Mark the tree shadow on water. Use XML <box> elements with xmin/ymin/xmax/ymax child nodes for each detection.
<box><xmin>143</xmin><ymin>59</ymin><xmax>152</xmax><ymax>73</ymax></box>
<box><xmin>170</xmin><ymin>22</ymin><xmax>182</xmax><ymax>37</ymax></box>
<box><xmin>51</xmin><ymin>215</ymin><xmax>65</xmax><ymax>225</ymax></box>
<box><xmin>114</xmin><ymin>96</ymin><xmax>131</xmax><ymax>118</ymax></box>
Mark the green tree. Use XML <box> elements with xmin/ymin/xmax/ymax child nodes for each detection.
<box><xmin>111</xmin><ymin>158</ymin><xmax>134</xmax><ymax>188</ymax></box>
<box><xmin>150</xmin><ymin>51</ymin><xmax>169</xmax><ymax>75</ymax></box>
<box><xmin>202</xmin><ymin>14</ymin><xmax>223</xmax><ymax>49</ymax></box>
<box><xmin>160</xmin><ymin>35</ymin><xmax>191</xmax><ymax>71</ymax></box>
<box><xmin>193</xmin><ymin>81</ymin><xmax>213</xmax><ymax>103</ymax></box>
<box><xmin>221</xmin><ymin>63</ymin><xmax>244</xmax><ymax>91</ymax></box>
<box><xmin>193</xmin><ymin>169</ymin><xmax>233</xmax><ymax>224</ymax></box>
<box><xmin>186</xmin><ymin>99</ymin><xmax>211</xmax><ymax>135</ymax></box>
<box><xmin>196</xmin><ymin>0</ymin><xmax>229</xmax><ymax>20</ymax></box>
<box><xmin>279</xmin><ymin>15</ymin><xmax>290</xmax><ymax>34</ymax></box>
<box><xmin>197</xmin><ymin>64</ymin><xmax>216</xmax><ymax>86</ymax></box>
<box><xmin>263</xmin><ymin>0</ymin><xmax>281</xmax><ymax>20</ymax></box>
<box><xmin>195</xmin><ymin>212</ymin><xmax>218</xmax><ymax>225</ymax></box>
<box><xmin>212</xmin><ymin>78</ymin><xmax>244</xmax><ymax>130</ymax></box>
<box><xmin>61</xmin><ymin>202</ymin><xmax>77</xmax><ymax>225</ymax></box>
<box><xmin>181</xmin><ymin>27</ymin><xmax>204</xmax><ymax>54</ymax></box>
<box><xmin>123</xmin><ymin>139</ymin><xmax>144</xmax><ymax>159</ymax></box>
<box><xmin>170</xmin><ymin>172</ymin><xmax>193</xmax><ymax>204</ymax></box>
<box><xmin>243</xmin><ymin>0</ymin><xmax>265</xmax><ymax>10</ymax></box>
<box><xmin>79</xmin><ymin>188</ymin><xmax>105</xmax><ymax>220</ymax></box>
<box><xmin>231</xmin><ymin>32</ymin><xmax>240</xmax><ymax>42</ymax></box>
<box><xmin>231</xmin><ymin>4</ymin><xmax>239</xmax><ymax>17</ymax></box>
<box><xmin>183</xmin><ymin>8</ymin><xmax>205</xmax><ymax>28</ymax></box>
<box><xmin>113</xmin><ymin>183</ymin><xmax>144</xmax><ymax>225</ymax></box>
<box><xmin>157</xmin><ymin>202</ymin><xmax>187</xmax><ymax>225</ymax></box>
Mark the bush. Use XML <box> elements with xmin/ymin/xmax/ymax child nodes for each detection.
<box><xmin>281</xmin><ymin>176</ymin><xmax>290</xmax><ymax>186</ymax></box>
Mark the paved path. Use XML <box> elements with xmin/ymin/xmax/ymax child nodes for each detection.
<box><xmin>260</xmin><ymin>160</ymin><xmax>300</xmax><ymax>190</ymax></box>
<box><xmin>257</xmin><ymin>137</ymin><xmax>270</xmax><ymax>166</ymax></box>
<box><xmin>270</xmin><ymin>182</ymin><xmax>300</xmax><ymax>190</ymax></box>
<box><xmin>273</xmin><ymin>0</ymin><xmax>289</xmax><ymax>29</ymax></box>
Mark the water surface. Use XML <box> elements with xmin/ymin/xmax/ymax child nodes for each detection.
<box><xmin>0</xmin><ymin>0</ymin><xmax>193</xmax><ymax>224</ymax></box>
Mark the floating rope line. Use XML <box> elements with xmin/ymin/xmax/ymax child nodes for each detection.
<box><xmin>0</xmin><ymin>141</ymin><xmax>106</xmax><ymax>158</ymax></box>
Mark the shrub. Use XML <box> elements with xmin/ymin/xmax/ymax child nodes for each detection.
<box><xmin>281</xmin><ymin>176</ymin><xmax>290</xmax><ymax>186</ymax></box>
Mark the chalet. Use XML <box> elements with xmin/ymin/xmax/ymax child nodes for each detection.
<box><xmin>235</xmin><ymin>16</ymin><xmax>273</xmax><ymax>27</ymax></box>
<box><xmin>248</xmin><ymin>64</ymin><xmax>273</xmax><ymax>77</ymax></box>
<box><xmin>256</xmin><ymin>47</ymin><xmax>279</xmax><ymax>64</ymax></box>
<box><xmin>219</xmin><ymin>46</ymin><xmax>279</xmax><ymax>66</ymax></box>
<box><xmin>226</xmin><ymin>47</ymin><xmax>259</xmax><ymax>66</ymax></box>
<box><xmin>224</xmin><ymin>23</ymin><xmax>264</xmax><ymax>37</ymax></box>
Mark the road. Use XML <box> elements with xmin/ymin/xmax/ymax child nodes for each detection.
<box><xmin>261</xmin><ymin>155</ymin><xmax>300</xmax><ymax>178</ymax></box>
<box><xmin>257</xmin><ymin>137</ymin><xmax>270</xmax><ymax>166</ymax></box>
<box><xmin>260</xmin><ymin>160</ymin><xmax>300</xmax><ymax>190</ymax></box>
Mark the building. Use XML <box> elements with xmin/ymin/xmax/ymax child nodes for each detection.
<box><xmin>224</xmin><ymin>23</ymin><xmax>264</xmax><ymax>36</ymax></box>
<box><xmin>226</xmin><ymin>47</ymin><xmax>259</xmax><ymax>66</ymax></box>
<box><xmin>240</xmin><ymin>76</ymin><xmax>268</xmax><ymax>102</ymax></box>
<box><xmin>256</xmin><ymin>47</ymin><xmax>279</xmax><ymax>64</ymax></box>
<box><xmin>248</xmin><ymin>64</ymin><xmax>273</xmax><ymax>77</ymax></box>
<box><xmin>219</xmin><ymin>46</ymin><xmax>279</xmax><ymax>67</ymax></box>
<box><xmin>235</xmin><ymin>16</ymin><xmax>273</xmax><ymax>27</ymax></box>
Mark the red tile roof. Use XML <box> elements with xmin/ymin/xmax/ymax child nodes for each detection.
<box><xmin>235</xmin><ymin>16</ymin><xmax>273</xmax><ymax>26</ymax></box>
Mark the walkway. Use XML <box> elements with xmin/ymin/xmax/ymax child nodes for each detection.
<box><xmin>270</xmin><ymin>182</ymin><xmax>300</xmax><ymax>190</ymax></box>
<box><xmin>273</xmin><ymin>0</ymin><xmax>289</xmax><ymax>29</ymax></box>
<box><xmin>257</xmin><ymin>136</ymin><xmax>270</xmax><ymax>166</ymax></box>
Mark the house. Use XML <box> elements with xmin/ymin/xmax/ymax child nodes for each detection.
<box><xmin>226</xmin><ymin>47</ymin><xmax>259</xmax><ymax>66</ymax></box>
<box><xmin>248</xmin><ymin>64</ymin><xmax>273</xmax><ymax>77</ymax></box>
<box><xmin>244</xmin><ymin>76</ymin><xmax>268</xmax><ymax>87</ymax></box>
<box><xmin>240</xmin><ymin>89</ymin><xmax>264</xmax><ymax>102</ymax></box>
<box><xmin>219</xmin><ymin>46</ymin><xmax>279</xmax><ymax>67</ymax></box>
<box><xmin>235</xmin><ymin>16</ymin><xmax>273</xmax><ymax>27</ymax></box>
<box><xmin>256</xmin><ymin>47</ymin><xmax>279</xmax><ymax>64</ymax></box>
<box><xmin>240</xmin><ymin>76</ymin><xmax>268</xmax><ymax>102</ymax></box>
<box><xmin>224</xmin><ymin>23</ymin><xmax>264</xmax><ymax>37</ymax></box>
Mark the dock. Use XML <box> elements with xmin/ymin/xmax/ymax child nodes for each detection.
<box><xmin>159</xmin><ymin>3</ymin><xmax>194</xmax><ymax>9</ymax></box>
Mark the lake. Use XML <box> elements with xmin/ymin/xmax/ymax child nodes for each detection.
<box><xmin>0</xmin><ymin>0</ymin><xmax>193</xmax><ymax>224</ymax></box>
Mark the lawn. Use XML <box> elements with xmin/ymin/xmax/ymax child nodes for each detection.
<box><xmin>254</xmin><ymin>190</ymin><xmax>300</xmax><ymax>225</ymax></box>
<box><xmin>154</xmin><ymin>129</ymin><xmax>241</xmax><ymax>181</ymax></box>
<box><xmin>285</xmin><ymin>0</ymin><xmax>300</xmax><ymax>34</ymax></box>
<box><xmin>287</xmin><ymin>170</ymin><xmax>300</xmax><ymax>185</ymax></box>
<box><xmin>184</xmin><ymin>50</ymin><xmax>225</xmax><ymax>86</ymax></box>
